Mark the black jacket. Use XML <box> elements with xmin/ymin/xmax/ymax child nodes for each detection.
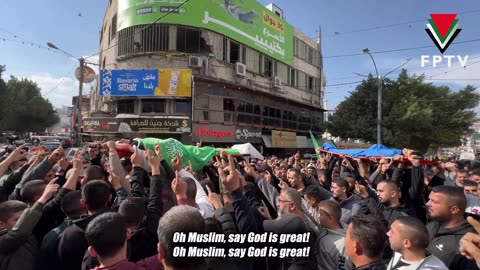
<box><xmin>34</xmin><ymin>186</ymin><xmax>70</xmax><ymax>242</ymax></box>
<box><xmin>391</xmin><ymin>166</ymin><xmax>426</xmax><ymax>223</ymax></box>
<box><xmin>427</xmin><ymin>220</ymin><xmax>480</xmax><ymax>270</ymax></box>
<box><xmin>353</xmin><ymin>261</ymin><xmax>386</xmax><ymax>270</ymax></box>
<box><xmin>57</xmin><ymin>208</ymin><xmax>110</xmax><ymax>270</ymax></box>
<box><xmin>128</xmin><ymin>168</ymin><xmax>163</xmax><ymax>262</ymax></box>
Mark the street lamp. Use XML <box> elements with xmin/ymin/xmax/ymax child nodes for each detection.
<box><xmin>363</xmin><ymin>48</ymin><xmax>383</xmax><ymax>145</ymax></box>
<box><xmin>47</xmin><ymin>42</ymin><xmax>85</xmax><ymax>146</ymax></box>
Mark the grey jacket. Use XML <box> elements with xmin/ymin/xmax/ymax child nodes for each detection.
<box><xmin>332</xmin><ymin>194</ymin><xmax>363</xmax><ymax>225</ymax></box>
<box><xmin>315</xmin><ymin>227</ymin><xmax>353</xmax><ymax>270</ymax></box>
<box><xmin>387</xmin><ymin>252</ymin><xmax>448</xmax><ymax>270</ymax></box>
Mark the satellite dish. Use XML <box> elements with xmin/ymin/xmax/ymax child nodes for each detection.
<box><xmin>75</xmin><ymin>65</ymin><xmax>96</xmax><ymax>83</ymax></box>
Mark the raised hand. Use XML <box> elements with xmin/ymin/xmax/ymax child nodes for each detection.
<box><xmin>131</xmin><ymin>146</ymin><xmax>144</xmax><ymax>167</ymax></box>
<box><xmin>38</xmin><ymin>178</ymin><xmax>60</xmax><ymax>204</ymax></box>
<box><xmin>171</xmin><ymin>171</ymin><xmax>187</xmax><ymax>198</ymax></box>
<box><xmin>172</xmin><ymin>153</ymin><xmax>183</xmax><ymax>172</ymax></box>
<box><xmin>206</xmin><ymin>186</ymin><xmax>223</xmax><ymax>209</ymax></box>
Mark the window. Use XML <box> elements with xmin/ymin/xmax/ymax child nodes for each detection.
<box><xmin>118</xmin><ymin>24</ymin><xmax>169</xmax><ymax>57</ymax></box>
<box><xmin>175</xmin><ymin>100</ymin><xmax>191</xmax><ymax>114</ymax></box>
<box><xmin>142</xmin><ymin>99</ymin><xmax>166</xmax><ymax>113</ymax></box>
<box><xmin>176</xmin><ymin>27</ymin><xmax>208</xmax><ymax>53</ymax></box>
<box><xmin>108</xmin><ymin>24</ymin><xmax>111</xmax><ymax>46</ymax></box>
<box><xmin>260</xmin><ymin>55</ymin><xmax>274</xmax><ymax>77</ymax></box>
<box><xmin>222</xmin><ymin>37</ymin><xmax>228</xmax><ymax>62</ymax></box>
<box><xmin>111</xmin><ymin>14</ymin><xmax>117</xmax><ymax>41</ymax></box>
<box><xmin>102</xmin><ymin>58</ymin><xmax>106</xmax><ymax>69</ymax></box>
<box><xmin>229</xmin><ymin>41</ymin><xmax>240</xmax><ymax>64</ymax></box>
<box><xmin>308</xmin><ymin>47</ymin><xmax>314</xmax><ymax>64</ymax></box>
<box><xmin>223</xmin><ymin>39</ymin><xmax>246</xmax><ymax>64</ymax></box>
<box><xmin>307</xmin><ymin>76</ymin><xmax>314</xmax><ymax>92</ymax></box>
<box><xmin>117</xmin><ymin>100</ymin><xmax>134</xmax><ymax>114</ymax></box>
<box><xmin>289</xmin><ymin>68</ymin><xmax>297</xmax><ymax>87</ymax></box>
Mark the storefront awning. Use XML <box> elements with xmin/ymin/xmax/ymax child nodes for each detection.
<box><xmin>262</xmin><ymin>135</ymin><xmax>272</xmax><ymax>148</ymax></box>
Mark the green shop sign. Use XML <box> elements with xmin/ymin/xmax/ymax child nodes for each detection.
<box><xmin>117</xmin><ymin>0</ymin><xmax>294</xmax><ymax>65</ymax></box>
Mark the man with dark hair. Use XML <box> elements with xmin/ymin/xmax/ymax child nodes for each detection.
<box><xmin>463</xmin><ymin>180</ymin><xmax>478</xmax><ymax>196</ymax></box>
<box><xmin>157</xmin><ymin>206</ymin><xmax>207</xmax><ymax>270</ymax></box>
<box><xmin>0</xmin><ymin>180</ymin><xmax>59</xmax><ymax>270</ymax></box>
<box><xmin>345</xmin><ymin>215</ymin><xmax>387</xmax><ymax>270</ymax></box>
<box><xmin>469</xmin><ymin>172</ymin><xmax>480</xmax><ymax>183</ymax></box>
<box><xmin>426</xmin><ymin>185</ymin><xmax>480</xmax><ymax>270</ymax></box>
<box><xmin>58</xmin><ymin>180</ymin><xmax>113</xmax><ymax>270</ymax></box>
<box><xmin>39</xmin><ymin>190</ymin><xmax>85</xmax><ymax>270</ymax></box>
<box><xmin>358</xmin><ymin>179</ymin><xmax>414</xmax><ymax>227</ymax></box>
<box><xmin>331</xmin><ymin>178</ymin><xmax>363</xmax><ymax>225</ymax></box>
<box><xmin>85</xmin><ymin>212</ymin><xmax>160</xmax><ymax>270</ymax></box>
<box><xmin>303</xmin><ymin>185</ymin><xmax>329</xmax><ymax>210</ymax></box>
<box><xmin>449</xmin><ymin>169</ymin><xmax>469</xmax><ymax>188</ymax></box>
<box><xmin>0</xmin><ymin>145</ymin><xmax>29</xmax><ymax>202</ymax></box>
<box><xmin>82</xmin><ymin>165</ymin><xmax>105</xmax><ymax>185</ymax></box>
<box><xmin>316</xmin><ymin>200</ymin><xmax>353</xmax><ymax>270</ymax></box>
<box><xmin>317</xmin><ymin>168</ymin><xmax>331</xmax><ymax>190</ymax></box>
<box><xmin>387</xmin><ymin>216</ymin><xmax>447</xmax><ymax>269</ymax></box>
<box><xmin>20</xmin><ymin>180</ymin><xmax>47</xmax><ymax>205</ymax></box>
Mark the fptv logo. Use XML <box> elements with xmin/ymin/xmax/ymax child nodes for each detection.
<box><xmin>421</xmin><ymin>14</ymin><xmax>468</xmax><ymax>68</ymax></box>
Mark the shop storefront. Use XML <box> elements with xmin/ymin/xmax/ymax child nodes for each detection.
<box><xmin>83</xmin><ymin>117</ymin><xmax>192</xmax><ymax>143</ymax></box>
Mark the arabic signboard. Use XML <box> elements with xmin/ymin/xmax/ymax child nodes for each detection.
<box><xmin>100</xmin><ymin>69</ymin><xmax>192</xmax><ymax>97</ymax></box>
<box><xmin>235</xmin><ymin>127</ymin><xmax>262</xmax><ymax>143</ymax></box>
<box><xmin>83</xmin><ymin>118</ymin><xmax>191</xmax><ymax>134</ymax></box>
<box><xmin>271</xmin><ymin>130</ymin><xmax>296</xmax><ymax>148</ymax></box>
<box><xmin>193</xmin><ymin>124</ymin><xmax>262</xmax><ymax>143</ymax></box>
<box><xmin>117</xmin><ymin>0</ymin><xmax>294</xmax><ymax>65</ymax></box>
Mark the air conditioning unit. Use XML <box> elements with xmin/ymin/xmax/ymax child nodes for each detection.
<box><xmin>188</xmin><ymin>56</ymin><xmax>203</xmax><ymax>68</ymax></box>
<box><xmin>235</xmin><ymin>62</ymin><xmax>247</xmax><ymax>77</ymax></box>
<box><xmin>273</xmin><ymin>76</ymin><xmax>282</xmax><ymax>88</ymax></box>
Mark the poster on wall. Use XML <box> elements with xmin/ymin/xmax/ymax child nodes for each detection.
<box><xmin>99</xmin><ymin>69</ymin><xmax>192</xmax><ymax>97</ymax></box>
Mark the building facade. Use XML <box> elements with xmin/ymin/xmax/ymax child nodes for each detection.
<box><xmin>88</xmin><ymin>0</ymin><xmax>326</xmax><ymax>152</ymax></box>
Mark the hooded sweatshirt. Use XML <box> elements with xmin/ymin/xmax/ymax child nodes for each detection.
<box><xmin>426</xmin><ymin>220</ymin><xmax>480</xmax><ymax>270</ymax></box>
<box><xmin>315</xmin><ymin>227</ymin><xmax>353</xmax><ymax>270</ymax></box>
<box><xmin>387</xmin><ymin>252</ymin><xmax>448</xmax><ymax>270</ymax></box>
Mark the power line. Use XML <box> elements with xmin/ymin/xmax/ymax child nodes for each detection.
<box><xmin>85</xmin><ymin>0</ymin><xmax>191</xmax><ymax>60</ymax></box>
<box><xmin>323</xmin><ymin>38</ymin><xmax>480</xmax><ymax>59</ymax></box>
<box><xmin>42</xmin><ymin>66</ymin><xmax>77</xmax><ymax>97</ymax></box>
<box><xmin>325</xmin><ymin>9</ymin><xmax>480</xmax><ymax>38</ymax></box>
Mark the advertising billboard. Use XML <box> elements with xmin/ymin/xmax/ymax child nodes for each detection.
<box><xmin>99</xmin><ymin>69</ymin><xmax>192</xmax><ymax>97</ymax></box>
<box><xmin>192</xmin><ymin>124</ymin><xmax>262</xmax><ymax>143</ymax></box>
<box><xmin>117</xmin><ymin>0</ymin><xmax>294</xmax><ymax>65</ymax></box>
<box><xmin>271</xmin><ymin>130</ymin><xmax>296</xmax><ymax>148</ymax></box>
<box><xmin>83</xmin><ymin>118</ymin><xmax>191</xmax><ymax>134</ymax></box>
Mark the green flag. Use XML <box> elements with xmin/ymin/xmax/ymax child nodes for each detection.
<box><xmin>140</xmin><ymin>138</ymin><xmax>240</xmax><ymax>171</ymax></box>
<box><xmin>309</xmin><ymin>130</ymin><xmax>320</xmax><ymax>158</ymax></box>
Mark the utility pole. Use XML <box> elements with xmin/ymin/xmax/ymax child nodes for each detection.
<box><xmin>77</xmin><ymin>58</ymin><xmax>84</xmax><ymax>146</ymax></box>
<box><xmin>362</xmin><ymin>48</ymin><xmax>382</xmax><ymax>145</ymax></box>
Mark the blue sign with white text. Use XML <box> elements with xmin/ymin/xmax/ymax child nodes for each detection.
<box><xmin>100</xmin><ymin>69</ymin><xmax>159</xmax><ymax>96</ymax></box>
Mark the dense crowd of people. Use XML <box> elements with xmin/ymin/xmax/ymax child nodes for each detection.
<box><xmin>1</xmin><ymin>140</ymin><xmax>480</xmax><ymax>270</ymax></box>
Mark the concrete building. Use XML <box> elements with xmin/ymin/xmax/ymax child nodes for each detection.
<box><xmin>88</xmin><ymin>0</ymin><xmax>326</xmax><ymax>152</ymax></box>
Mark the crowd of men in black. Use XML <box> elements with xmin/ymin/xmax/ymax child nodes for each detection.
<box><xmin>1</xmin><ymin>141</ymin><xmax>480</xmax><ymax>270</ymax></box>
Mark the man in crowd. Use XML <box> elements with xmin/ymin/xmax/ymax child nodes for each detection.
<box><xmin>345</xmin><ymin>215</ymin><xmax>387</xmax><ymax>270</ymax></box>
<box><xmin>386</xmin><ymin>216</ymin><xmax>447</xmax><ymax>269</ymax></box>
<box><xmin>426</xmin><ymin>185</ymin><xmax>479</xmax><ymax>270</ymax></box>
